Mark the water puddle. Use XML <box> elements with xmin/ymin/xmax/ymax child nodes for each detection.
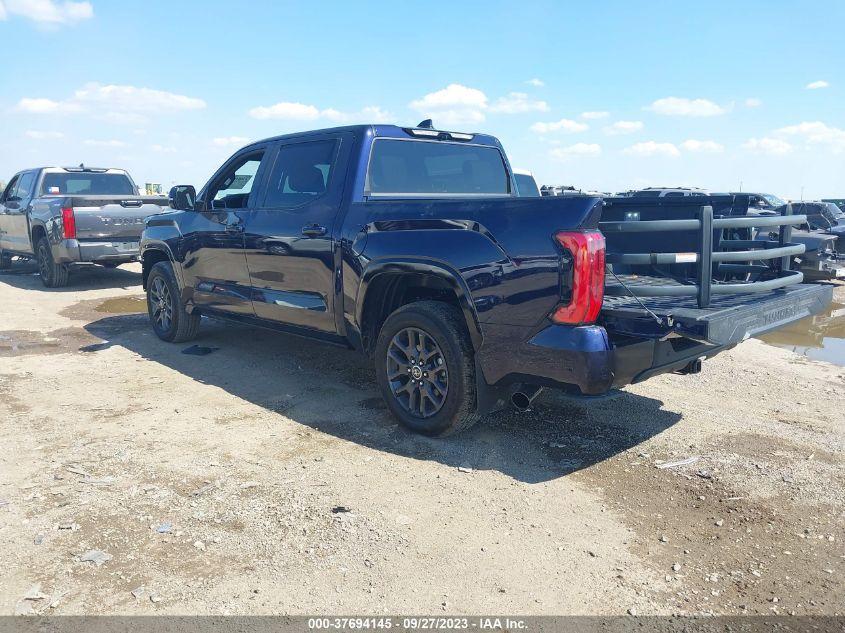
<box><xmin>758</xmin><ymin>301</ymin><xmax>845</xmax><ymax>367</ymax></box>
<box><xmin>0</xmin><ymin>328</ymin><xmax>96</xmax><ymax>356</ymax></box>
<box><xmin>94</xmin><ymin>296</ymin><xmax>146</xmax><ymax>314</ymax></box>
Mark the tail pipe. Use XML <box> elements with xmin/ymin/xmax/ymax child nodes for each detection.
<box><xmin>511</xmin><ymin>385</ymin><xmax>544</xmax><ymax>411</ymax></box>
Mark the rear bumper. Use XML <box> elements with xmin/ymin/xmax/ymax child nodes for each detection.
<box><xmin>477</xmin><ymin>283</ymin><xmax>833</xmax><ymax>396</ymax></box>
<box><xmin>52</xmin><ymin>239</ymin><xmax>140</xmax><ymax>264</ymax></box>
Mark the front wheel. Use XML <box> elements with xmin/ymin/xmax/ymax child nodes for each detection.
<box><xmin>36</xmin><ymin>237</ymin><xmax>69</xmax><ymax>287</ymax></box>
<box><xmin>374</xmin><ymin>301</ymin><xmax>480</xmax><ymax>437</ymax></box>
<box><xmin>0</xmin><ymin>248</ymin><xmax>12</xmax><ymax>270</ymax></box>
<box><xmin>146</xmin><ymin>261</ymin><xmax>200</xmax><ymax>342</ymax></box>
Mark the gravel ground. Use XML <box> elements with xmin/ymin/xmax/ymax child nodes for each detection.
<box><xmin>0</xmin><ymin>261</ymin><xmax>842</xmax><ymax>616</ymax></box>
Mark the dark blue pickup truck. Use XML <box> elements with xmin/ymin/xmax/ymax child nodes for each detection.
<box><xmin>140</xmin><ymin>123</ymin><xmax>832</xmax><ymax>436</ymax></box>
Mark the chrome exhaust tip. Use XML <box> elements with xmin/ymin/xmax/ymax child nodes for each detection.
<box><xmin>511</xmin><ymin>385</ymin><xmax>543</xmax><ymax>411</ymax></box>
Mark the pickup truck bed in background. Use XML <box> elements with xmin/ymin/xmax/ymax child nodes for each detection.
<box><xmin>0</xmin><ymin>167</ymin><xmax>167</xmax><ymax>286</ymax></box>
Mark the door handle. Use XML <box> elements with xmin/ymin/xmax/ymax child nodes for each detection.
<box><xmin>301</xmin><ymin>224</ymin><xmax>327</xmax><ymax>238</ymax></box>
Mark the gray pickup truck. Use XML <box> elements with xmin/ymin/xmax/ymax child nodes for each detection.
<box><xmin>0</xmin><ymin>166</ymin><xmax>168</xmax><ymax>286</ymax></box>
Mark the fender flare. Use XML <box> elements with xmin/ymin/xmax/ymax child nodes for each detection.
<box><xmin>140</xmin><ymin>240</ymin><xmax>184</xmax><ymax>289</ymax></box>
<box><xmin>357</xmin><ymin>257</ymin><xmax>483</xmax><ymax>350</ymax></box>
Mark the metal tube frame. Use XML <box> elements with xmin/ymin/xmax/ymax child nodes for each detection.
<box><xmin>600</xmin><ymin>204</ymin><xmax>807</xmax><ymax>308</ymax></box>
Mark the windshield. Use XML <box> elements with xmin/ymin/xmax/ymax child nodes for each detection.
<box><xmin>514</xmin><ymin>173</ymin><xmax>540</xmax><ymax>197</ymax></box>
<box><xmin>367</xmin><ymin>139</ymin><xmax>510</xmax><ymax>196</ymax></box>
<box><xmin>761</xmin><ymin>193</ymin><xmax>786</xmax><ymax>207</ymax></box>
<box><xmin>41</xmin><ymin>172</ymin><xmax>136</xmax><ymax>196</ymax></box>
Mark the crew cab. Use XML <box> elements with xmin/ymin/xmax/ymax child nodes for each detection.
<box><xmin>140</xmin><ymin>123</ymin><xmax>832</xmax><ymax>436</ymax></box>
<box><xmin>0</xmin><ymin>166</ymin><xmax>168</xmax><ymax>286</ymax></box>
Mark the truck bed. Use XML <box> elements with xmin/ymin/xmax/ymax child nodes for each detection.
<box><xmin>602</xmin><ymin>276</ymin><xmax>833</xmax><ymax>346</ymax></box>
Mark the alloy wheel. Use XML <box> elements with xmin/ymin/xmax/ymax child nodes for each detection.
<box><xmin>386</xmin><ymin>327</ymin><xmax>449</xmax><ymax>418</ymax></box>
<box><xmin>150</xmin><ymin>276</ymin><xmax>173</xmax><ymax>332</ymax></box>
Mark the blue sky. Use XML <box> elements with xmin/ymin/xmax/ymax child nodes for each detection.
<box><xmin>1</xmin><ymin>0</ymin><xmax>843</xmax><ymax>198</ymax></box>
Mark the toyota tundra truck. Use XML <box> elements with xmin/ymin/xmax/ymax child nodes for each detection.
<box><xmin>139</xmin><ymin>123</ymin><xmax>832</xmax><ymax>436</ymax></box>
<box><xmin>0</xmin><ymin>166</ymin><xmax>168</xmax><ymax>286</ymax></box>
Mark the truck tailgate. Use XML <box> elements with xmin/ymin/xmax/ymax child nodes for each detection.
<box><xmin>72</xmin><ymin>197</ymin><xmax>168</xmax><ymax>241</ymax></box>
<box><xmin>601</xmin><ymin>280</ymin><xmax>833</xmax><ymax>346</ymax></box>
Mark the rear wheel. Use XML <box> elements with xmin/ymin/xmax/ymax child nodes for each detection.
<box><xmin>146</xmin><ymin>260</ymin><xmax>200</xmax><ymax>342</ymax></box>
<box><xmin>36</xmin><ymin>237</ymin><xmax>69</xmax><ymax>287</ymax></box>
<box><xmin>375</xmin><ymin>300</ymin><xmax>480</xmax><ymax>436</ymax></box>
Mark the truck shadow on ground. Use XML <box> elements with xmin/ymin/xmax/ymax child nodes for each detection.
<box><xmin>84</xmin><ymin>313</ymin><xmax>682</xmax><ymax>484</ymax></box>
<box><xmin>0</xmin><ymin>260</ymin><xmax>142</xmax><ymax>292</ymax></box>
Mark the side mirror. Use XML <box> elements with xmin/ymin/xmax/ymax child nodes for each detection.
<box><xmin>168</xmin><ymin>185</ymin><xmax>196</xmax><ymax>211</ymax></box>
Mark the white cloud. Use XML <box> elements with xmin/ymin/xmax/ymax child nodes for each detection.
<box><xmin>680</xmin><ymin>139</ymin><xmax>724</xmax><ymax>153</ymax></box>
<box><xmin>581</xmin><ymin>111</ymin><xmax>609</xmax><ymax>120</ymax></box>
<box><xmin>14</xmin><ymin>83</ymin><xmax>205</xmax><ymax>123</ymax></box>
<box><xmin>550</xmin><ymin>143</ymin><xmax>602</xmax><ymax>159</ymax></box>
<box><xmin>409</xmin><ymin>84</ymin><xmax>488</xmax><ymax>126</ymax></box>
<box><xmin>526</xmin><ymin>78</ymin><xmax>544</xmax><ymax>87</ymax></box>
<box><xmin>248</xmin><ymin>102</ymin><xmax>393</xmax><ymax>123</ymax></box>
<box><xmin>83</xmin><ymin>139</ymin><xmax>127</xmax><ymax>148</ymax></box>
<box><xmin>249</xmin><ymin>102</ymin><xmax>320</xmax><ymax>120</ymax></box>
<box><xmin>212</xmin><ymin>136</ymin><xmax>251</xmax><ymax>148</ymax></box>
<box><xmin>16</xmin><ymin>97</ymin><xmax>80</xmax><ymax>114</ymax></box>
<box><xmin>745</xmin><ymin>98</ymin><xmax>762</xmax><ymax>108</ymax></box>
<box><xmin>646</xmin><ymin>97</ymin><xmax>728</xmax><ymax>117</ymax></box>
<box><xmin>603</xmin><ymin>120</ymin><xmax>643</xmax><ymax>135</ymax></box>
<box><xmin>742</xmin><ymin>137</ymin><xmax>793</xmax><ymax>156</ymax></box>
<box><xmin>1</xmin><ymin>0</ymin><xmax>93</xmax><ymax>27</ymax></box>
<box><xmin>622</xmin><ymin>141</ymin><xmax>680</xmax><ymax>158</ymax></box>
<box><xmin>530</xmin><ymin>118</ymin><xmax>589</xmax><ymax>134</ymax></box>
<box><xmin>806</xmin><ymin>80</ymin><xmax>829</xmax><ymax>90</ymax></box>
<box><xmin>151</xmin><ymin>144</ymin><xmax>177</xmax><ymax>153</ymax></box>
<box><xmin>25</xmin><ymin>130</ymin><xmax>64</xmax><ymax>139</ymax></box>
<box><xmin>74</xmin><ymin>83</ymin><xmax>206</xmax><ymax>113</ymax></box>
<box><xmin>489</xmin><ymin>92</ymin><xmax>549</xmax><ymax>114</ymax></box>
<box><xmin>775</xmin><ymin>121</ymin><xmax>845</xmax><ymax>153</ymax></box>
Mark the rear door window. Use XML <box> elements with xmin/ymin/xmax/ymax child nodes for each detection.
<box><xmin>367</xmin><ymin>139</ymin><xmax>510</xmax><ymax>196</ymax></box>
<box><xmin>262</xmin><ymin>139</ymin><xmax>338</xmax><ymax>210</ymax></box>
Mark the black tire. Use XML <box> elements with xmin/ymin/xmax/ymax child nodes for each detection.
<box><xmin>36</xmin><ymin>237</ymin><xmax>69</xmax><ymax>288</ymax></box>
<box><xmin>0</xmin><ymin>249</ymin><xmax>12</xmax><ymax>270</ymax></box>
<box><xmin>146</xmin><ymin>260</ymin><xmax>200</xmax><ymax>343</ymax></box>
<box><xmin>374</xmin><ymin>300</ymin><xmax>480</xmax><ymax>437</ymax></box>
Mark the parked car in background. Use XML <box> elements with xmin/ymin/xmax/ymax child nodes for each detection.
<box><xmin>729</xmin><ymin>192</ymin><xmax>786</xmax><ymax>212</ymax></box>
<box><xmin>822</xmin><ymin>198</ymin><xmax>845</xmax><ymax>212</ymax></box>
<box><xmin>0</xmin><ymin>166</ymin><xmax>168</xmax><ymax>286</ymax></box>
<box><xmin>513</xmin><ymin>169</ymin><xmax>540</xmax><ymax>197</ymax></box>
<box><xmin>773</xmin><ymin>201</ymin><xmax>845</xmax><ymax>280</ymax></box>
<box><xmin>780</xmin><ymin>201</ymin><xmax>845</xmax><ymax>238</ymax></box>
<box><xmin>617</xmin><ymin>187</ymin><xmax>710</xmax><ymax>198</ymax></box>
<box><xmin>541</xmin><ymin>185</ymin><xmax>607</xmax><ymax>197</ymax></box>
<box><xmin>140</xmin><ymin>123</ymin><xmax>830</xmax><ymax>437</ymax></box>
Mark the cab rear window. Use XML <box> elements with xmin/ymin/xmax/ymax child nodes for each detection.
<box><xmin>41</xmin><ymin>173</ymin><xmax>136</xmax><ymax>196</ymax></box>
<box><xmin>367</xmin><ymin>139</ymin><xmax>510</xmax><ymax>196</ymax></box>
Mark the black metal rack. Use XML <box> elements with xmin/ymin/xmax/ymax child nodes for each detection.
<box><xmin>600</xmin><ymin>203</ymin><xmax>806</xmax><ymax>308</ymax></box>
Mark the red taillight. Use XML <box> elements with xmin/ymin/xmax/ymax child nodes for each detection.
<box><xmin>552</xmin><ymin>230</ymin><xmax>605</xmax><ymax>325</ymax></box>
<box><xmin>61</xmin><ymin>207</ymin><xmax>76</xmax><ymax>239</ymax></box>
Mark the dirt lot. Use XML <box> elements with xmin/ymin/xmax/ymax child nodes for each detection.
<box><xmin>0</xmin><ymin>261</ymin><xmax>843</xmax><ymax>616</ymax></box>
